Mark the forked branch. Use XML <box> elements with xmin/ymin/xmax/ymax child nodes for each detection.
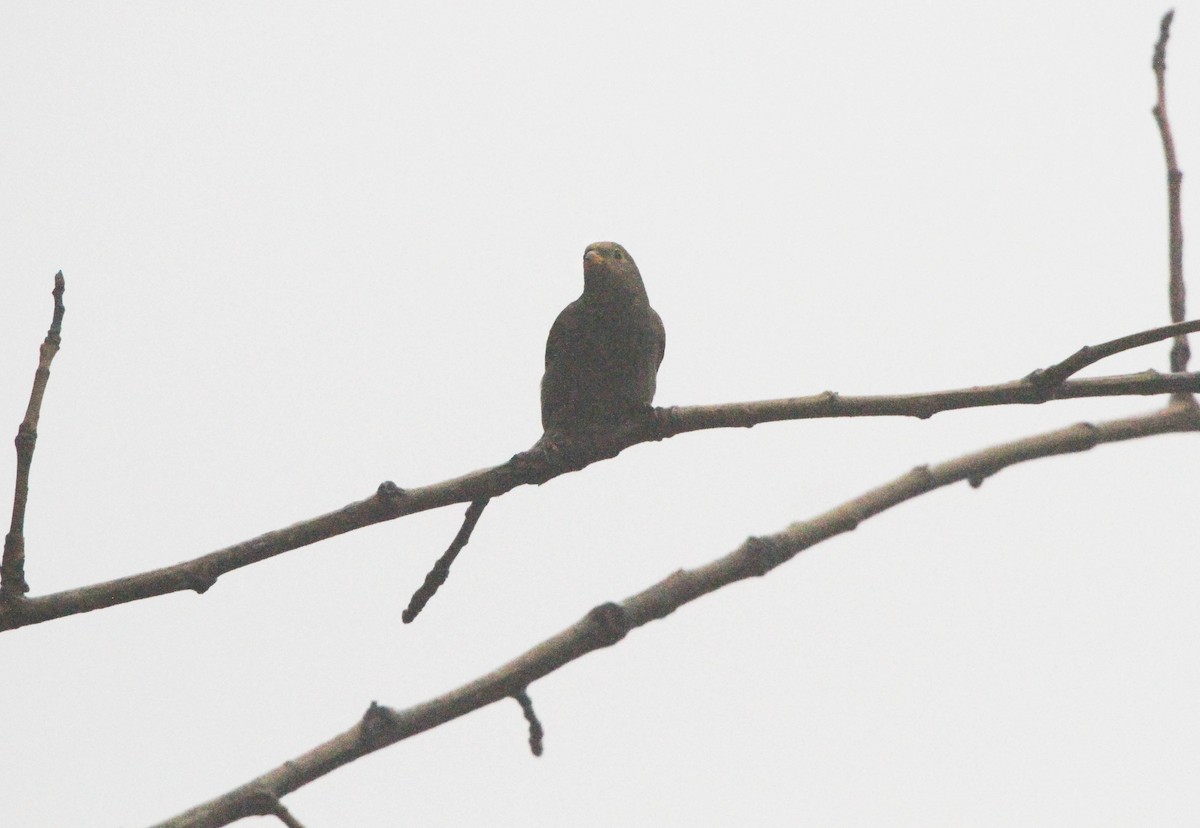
<box><xmin>149</xmin><ymin>403</ymin><xmax>1200</xmax><ymax>828</ymax></box>
<box><xmin>1</xmin><ymin>358</ymin><xmax>1195</xmax><ymax>632</ymax></box>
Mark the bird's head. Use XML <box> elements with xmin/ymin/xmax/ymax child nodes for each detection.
<box><xmin>582</xmin><ymin>241</ymin><xmax>647</xmax><ymax>301</ymax></box>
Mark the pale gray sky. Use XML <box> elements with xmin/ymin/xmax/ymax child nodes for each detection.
<box><xmin>3</xmin><ymin>2</ymin><xmax>1200</xmax><ymax>826</ymax></box>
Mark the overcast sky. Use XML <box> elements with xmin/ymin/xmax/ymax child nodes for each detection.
<box><xmin>3</xmin><ymin>3</ymin><xmax>1200</xmax><ymax>826</ymax></box>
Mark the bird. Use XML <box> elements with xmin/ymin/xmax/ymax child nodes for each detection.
<box><xmin>540</xmin><ymin>241</ymin><xmax>666</xmax><ymax>441</ymax></box>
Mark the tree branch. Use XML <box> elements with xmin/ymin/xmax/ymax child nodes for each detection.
<box><xmin>1026</xmin><ymin>318</ymin><xmax>1200</xmax><ymax>388</ymax></box>
<box><xmin>1152</xmin><ymin>10</ymin><xmax>1190</xmax><ymax>377</ymax></box>
<box><xmin>402</xmin><ymin>497</ymin><xmax>489</xmax><ymax>623</ymax></box>
<box><xmin>2</xmin><ymin>272</ymin><xmax>66</xmax><ymax>600</ymax></box>
<box><xmin>514</xmin><ymin>688</ymin><xmax>544</xmax><ymax>757</ymax></box>
<box><xmin>147</xmin><ymin>402</ymin><xmax>1200</xmax><ymax>828</ymax></box>
<box><xmin>2</xmin><ymin>362</ymin><xmax>1197</xmax><ymax>633</ymax></box>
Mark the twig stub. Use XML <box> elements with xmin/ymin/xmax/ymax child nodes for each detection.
<box><xmin>514</xmin><ymin>689</ymin><xmax>544</xmax><ymax>757</ymax></box>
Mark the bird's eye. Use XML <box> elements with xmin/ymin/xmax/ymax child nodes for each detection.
<box><xmin>613</xmin><ymin>250</ymin><xmax>623</xmax><ymax>260</ymax></box>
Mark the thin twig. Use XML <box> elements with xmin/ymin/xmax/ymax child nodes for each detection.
<box><xmin>268</xmin><ymin>802</ymin><xmax>307</xmax><ymax>828</ymax></box>
<box><xmin>147</xmin><ymin>402</ymin><xmax>1200</xmax><ymax>828</ymax></box>
<box><xmin>239</xmin><ymin>789</ymin><xmax>308</xmax><ymax>828</ymax></box>
<box><xmin>1152</xmin><ymin>10</ymin><xmax>1190</xmax><ymax>379</ymax></box>
<box><xmin>514</xmin><ymin>688</ymin><xmax>544</xmax><ymax>757</ymax></box>
<box><xmin>2</xmin><ymin>272</ymin><xmax>66</xmax><ymax>600</ymax></box>
<box><xmin>1026</xmin><ymin>318</ymin><xmax>1200</xmax><ymax>388</ymax></box>
<box><xmin>402</xmin><ymin>498</ymin><xmax>489</xmax><ymax>623</ymax></box>
<box><xmin>1</xmin><ymin>366</ymin><xmax>1197</xmax><ymax>633</ymax></box>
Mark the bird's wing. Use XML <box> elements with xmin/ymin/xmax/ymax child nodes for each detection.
<box><xmin>544</xmin><ymin>300</ymin><xmax>582</xmax><ymax>369</ymax></box>
<box><xmin>649</xmin><ymin>306</ymin><xmax>666</xmax><ymax>367</ymax></box>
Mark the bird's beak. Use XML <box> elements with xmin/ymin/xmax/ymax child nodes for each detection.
<box><xmin>583</xmin><ymin>250</ymin><xmax>602</xmax><ymax>267</ymax></box>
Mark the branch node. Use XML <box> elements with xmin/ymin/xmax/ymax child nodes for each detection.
<box><xmin>182</xmin><ymin>567</ymin><xmax>217</xmax><ymax>594</ymax></box>
<box><xmin>361</xmin><ymin>701</ymin><xmax>402</xmax><ymax>744</ymax></box>
<box><xmin>1022</xmin><ymin>369</ymin><xmax>1058</xmax><ymax>397</ymax></box>
<box><xmin>743</xmin><ymin>535</ymin><xmax>786</xmax><ymax>576</ymax></box>
<box><xmin>910</xmin><ymin>464</ymin><xmax>936</xmax><ymax>487</ymax></box>
<box><xmin>507</xmin><ymin>443</ymin><xmax>560</xmax><ymax>484</ymax></box>
<box><xmin>246</xmin><ymin>787</ymin><xmax>280</xmax><ymax>815</ymax></box>
<box><xmin>376</xmin><ymin>480</ymin><xmax>406</xmax><ymax>500</ymax></box>
<box><xmin>513</xmin><ymin>688</ymin><xmax>544</xmax><ymax>757</ymax></box>
<box><xmin>1028</xmin><ymin>320</ymin><xmax>1200</xmax><ymax>390</ymax></box>
<box><xmin>247</xmin><ymin>786</ymin><xmax>308</xmax><ymax>827</ymax></box>
<box><xmin>1075</xmin><ymin>421</ymin><xmax>1101</xmax><ymax>447</ymax></box>
<box><xmin>586</xmin><ymin>601</ymin><xmax>631</xmax><ymax>646</ymax></box>
<box><xmin>649</xmin><ymin>405</ymin><xmax>678</xmax><ymax>440</ymax></box>
<box><xmin>837</xmin><ymin>509</ymin><xmax>863</xmax><ymax>532</ymax></box>
<box><xmin>13</xmin><ymin>425</ymin><xmax>36</xmax><ymax>451</ymax></box>
<box><xmin>1</xmin><ymin>534</ymin><xmax>29</xmax><ymax>598</ymax></box>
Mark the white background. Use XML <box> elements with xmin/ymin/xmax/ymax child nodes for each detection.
<box><xmin>3</xmin><ymin>2</ymin><xmax>1200</xmax><ymax>825</ymax></box>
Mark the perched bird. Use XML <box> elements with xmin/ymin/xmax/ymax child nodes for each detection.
<box><xmin>540</xmin><ymin>241</ymin><xmax>666</xmax><ymax>439</ymax></box>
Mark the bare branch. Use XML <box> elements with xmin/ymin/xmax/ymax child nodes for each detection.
<box><xmin>402</xmin><ymin>497</ymin><xmax>489</xmax><ymax>623</ymax></box>
<box><xmin>3</xmin><ymin>272</ymin><xmax>66</xmax><ymax>600</ymax></box>
<box><xmin>656</xmin><ymin>370</ymin><xmax>1199</xmax><ymax>435</ymax></box>
<box><xmin>1026</xmin><ymin>318</ymin><xmax>1200</xmax><ymax>388</ymax></box>
<box><xmin>1152</xmin><ymin>10</ymin><xmax>1190</xmax><ymax>378</ymax></box>
<box><xmin>146</xmin><ymin>403</ymin><xmax>1200</xmax><ymax>828</ymax></box>
<box><xmin>514</xmin><ymin>688</ymin><xmax>544</xmax><ymax>757</ymax></box>
<box><xmin>1</xmin><ymin>365</ymin><xmax>1197</xmax><ymax>633</ymax></box>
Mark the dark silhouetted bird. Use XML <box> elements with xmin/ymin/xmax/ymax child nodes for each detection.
<box><xmin>541</xmin><ymin>241</ymin><xmax>666</xmax><ymax>439</ymax></box>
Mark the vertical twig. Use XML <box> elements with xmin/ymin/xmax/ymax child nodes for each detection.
<box><xmin>514</xmin><ymin>688</ymin><xmax>545</xmax><ymax>757</ymax></box>
<box><xmin>1151</xmin><ymin>11</ymin><xmax>1190</xmax><ymax>382</ymax></box>
<box><xmin>2</xmin><ymin>273</ymin><xmax>66</xmax><ymax>600</ymax></box>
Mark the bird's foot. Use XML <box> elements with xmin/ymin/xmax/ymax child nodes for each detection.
<box><xmin>511</xmin><ymin>432</ymin><xmax>591</xmax><ymax>479</ymax></box>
